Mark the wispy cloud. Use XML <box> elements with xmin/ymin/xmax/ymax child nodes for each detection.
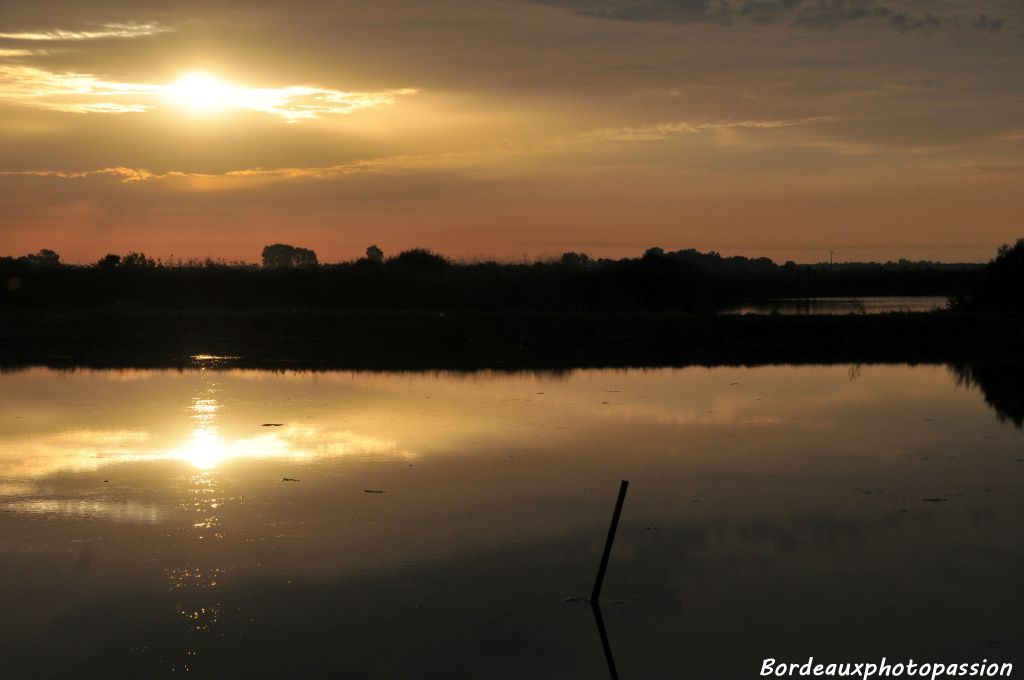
<box><xmin>0</xmin><ymin>149</ymin><xmax>499</xmax><ymax>189</ymax></box>
<box><xmin>954</xmin><ymin>162</ymin><xmax>1024</xmax><ymax>175</ymax></box>
<box><xmin>0</xmin><ymin>167</ymin><xmax>166</xmax><ymax>183</ymax></box>
<box><xmin>0</xmin><ymin>49</ymin><xmax>43</xmax><ymax>57</ymax></box>
<box><xmin>0</xmin><ymin>66</ymin><xmax>416</xmax><ymax>120</ymax></box>
<box><xmin>0</xmin><ymin>65</ymin><xmax>162</xmax><ymax>113</ymax></box>
<box><xmin>581</xmin><ymin>117</ymin><xmax>836</xmax><ymax>141</ymax></box>
<box><xmin>0</xmin><ymin>22</ymin><xmax>169</xmax><ymax>41</ymax></box>
<box><xmin>0</xmin><ymin>157</ymin><xmax>438</xmax><ymax>187</ymax></box>
<box><xmin>531</xmin><ymin>0</ymin><xmax>1007</xmax><ymax>33</ymax></box>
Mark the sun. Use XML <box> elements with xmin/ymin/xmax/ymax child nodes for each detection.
<box><xmin>168</xmin><ymin>72</ymin><xmax>235</xmax><ymax>114</ymax></box>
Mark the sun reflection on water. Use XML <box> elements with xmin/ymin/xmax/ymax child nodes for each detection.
<box><xmin>183</xmin><ymin>428</ymin><xmax>226</xmax><ymax>470</ymax></box>
<box><xmin>1</xmin><ymin>368</ymin><xmax>414</xmax><ymax>487</ymax></box>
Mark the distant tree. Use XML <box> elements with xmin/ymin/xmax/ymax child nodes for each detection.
<box><xmin>386</xmin><ymin>248</ymin><xmax>449</xmax><ymax>269</ymax></box>
<box><xmin>96</xmin><ymin>254</ymin><xmax>121</xmax><ymax>268</ymax></box>
<box><xmin>365</xmin><ymin>245</ymin><xmax>384</xmax><ymax>264</ymax></box>
<box><xmin>22</xmin><ymin>249</ymin><xmax>61</xmax><ymax>268</ymax></box>
<box><xmin>560</xmin><ymin>252</ymin><xmax>591</xmax><ymax>268</ymax></box>
<box><xmin>643</xmin><ymin>247</ymin><xmax>665</xmax><ymax>258</ymax></box>
<box><xmin>121</xmin><ymin>252</ymin><xmax>156</xmax><ymax>268</ymax></box>
<box><xmin>262</xmin><ymin>244</ymin><xmax>318</xmax><ymax>269</ymax></box>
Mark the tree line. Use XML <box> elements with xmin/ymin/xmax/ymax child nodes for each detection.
<box><xmin>0</xmin><ymin>241</ymin><xmax>1014</xmax><ymax>313</ymax></box>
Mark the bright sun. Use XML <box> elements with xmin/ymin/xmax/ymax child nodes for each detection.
<box><xmin>168</xmin><ymin>72</ymin><xmax>235</xmax><ymax>114</ymax></box>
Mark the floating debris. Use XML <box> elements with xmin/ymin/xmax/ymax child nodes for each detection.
<box><xmin>921</xmin><ymin>497</ymin><xmax>947</xmax><ymax>503</ymax></box>
<box><xmin>363</xmin><ymin>489</ymin><xmax>385</xmax><ymax>494</ymax></box>
<box><xmin>563</xmin><ymin>596</ymin><xmax>589</xmax><ymax>604</ymax></box>
<box><xmin>281</xmin><ymin>478</ymin><xmax>300</xmax><ymax>482</ymax></box>
<box><xmin>261</xmin><ymin>423</ymin><xmax>283</xmax><ymax>427</ymax></box>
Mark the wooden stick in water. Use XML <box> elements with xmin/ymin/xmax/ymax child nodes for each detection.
<box><xmin>591</xmin><ymin>479</ymin><xmax>629</xmax><ymax>604</ymax></box>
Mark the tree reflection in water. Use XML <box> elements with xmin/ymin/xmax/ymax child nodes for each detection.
<box><xmin>950</xmin><ymin>363</ymin><xmax>1024</xmax><ymax>429</ymax></box>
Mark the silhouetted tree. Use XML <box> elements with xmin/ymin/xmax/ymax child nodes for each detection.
<box><xmin>366</xmin><ymin>245</ymin><xmax>384</xmax><ymax>264</ymax></box>
<box><xmin>23</xmin><ymin>249</ymin><xmax>61</xmax><ymax>268</ymax></box>
<box><xmin>262</xmin><ymin>244</ymin><xmax>318</xmax><ymax>269</ymax></box>
<box><xmin>560</xmin><ymin>252</ymin><xmax>591</xmax><ymax>268</ymax></box>
<box><xmin>96</xmin><ymin>254</ymin><xmax>121</xmax><ymax>268</ymax></box>
<box><xmin>0</xmin><ymin>245</ymin><xmax>987</xmax><ymax>313</ymax></box>
<box><xmin>386</xmin><ymin>248</ymin><xmax>449</xmax><ymax>269</ymax></box>
<box><xmin>970</xmin><ymin>238</ymin><xmax>1024</xmax><ymax>311</ymax></box>
<box><xmin>121</xmin><ymin>252</ymin><xmax>156</xmax><ymax>268</ymax></box>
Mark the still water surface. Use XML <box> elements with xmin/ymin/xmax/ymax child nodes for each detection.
<box><xmin>0</xmin><ymin>363</ymin><xmax>1021</xmax><ymax>678</ymax></box>
<box><xmin>721</xmin><ymin>296</ymin><xmax>948</xmax><ymax>315</ymax></box>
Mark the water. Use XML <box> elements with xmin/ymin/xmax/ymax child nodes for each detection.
<box><xmin>721</xmin><ymin>296</ymin><xmax>949</xmax><ymax>315</ymax></box>
<box><xmin>1</xmin><ymin>363</ymin><xmax>1021</xmax><ymax>678</ymax></box>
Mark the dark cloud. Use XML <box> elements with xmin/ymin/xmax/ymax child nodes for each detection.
<box><xmin>738</xmin><ymin>0</ymin><xmax>803</xmax><ymax>25</ymax></box>
<box><xmin>788</xmin><ymin>0</ymin><xmax>893</xmax><ymax>30</ymax></box>
<box><xmin>886</xmin><ymin>12</ymin><xmax>944</xmax><ymax>34</ymax></box>
<box><xmin>532</xmin><ymin>0</ymin><xmax>1007</xmax><ymax>33</ymax></box>
<box><xmin>531</xmin><ymin>0</ymin><xmax>729</xmax><ymax>24</ymax></box>
<box><xmin>973</xmin><ymin>13</ymin><xmax>1005</xmax><ymax>32</ymax></box>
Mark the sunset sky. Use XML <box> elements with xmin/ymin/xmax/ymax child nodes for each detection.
<box><xmin>1</xmin><ymin>0</ymin><xmax>1022</xmax><ymax>263</ymax></box>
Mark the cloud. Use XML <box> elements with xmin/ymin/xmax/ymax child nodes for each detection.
<box><xmin>886</xmin><ymin>13</ymin><xmax>944</xmax><ymax>34</ymax></box>
<box><xmin>0</xmin><ymin>49</ymin><xmax>42</xmax><ymax>57</ymax></box>
<box><xmin>581</xmin><ymin>116</ymin><xmax>836</xmax><ymax>141</ymax></box>
<box><xmin>0</xmin><ymin>65</ymin><xmax>416</xmax><ymax>120</ymax></box>
<box><xmin>0</xmin><ymin>155</ymin><xmax>451</xmax><ymax>188</ymax></box>
<box><xmin>973</xmin><ymin>14</ymin><xmax>1005</xmax><ymax>33</ymax></box>
<box><xmin>0</xmin><ymin>143</ymin><xmax>537</xmax><ymax>192</ymax></box>
<box><xmin>0</xmin><ymin>167</ymin><xmax>163</xmax><ymax>183</ymax></box>
<box><xmin>530</xmin><ymin>0</ymin><xmax>1007</xmax><ymax>33</ymax></box>
<box><xmin>530</xmin><ymin>0</ymin><xmax>730</xmax><ymax>24</ymax></box>
<box><xmin>788</xmin><ymin>0</ymin><xmax>893</xmax><ymax>30</ymax></box>
<box><xmin>0</xmin><ymin>22</ymin><xmax>169</xmax><ymax>41</ymax></box>
<box><xmin>0</xmin><ymin>65</ymin><xmax>161</xmax><ymax>114</ymax></box>
<box><xmin>956</xmin><ymin>163</ymin><xmax>1024</xmax><ymax>175</ymax></box>
<box><xmin>738</xmin><ymin>0</ymin><xmax>804</xmax><ymax>24</ymax></box>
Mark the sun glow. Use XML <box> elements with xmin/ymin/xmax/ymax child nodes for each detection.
<box><xmin>168</xmin><ymin>72</ymin><xmax>236</xmax><ymax>114</ymax></box>
<box><xmin>1</xmin><ymin>65</ymin><xmax>415</xmax><ymax>119</ymax></box>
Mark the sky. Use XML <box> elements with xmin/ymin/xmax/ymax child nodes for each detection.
<box><xmin>1</xmin><ymin>0</ymin><xmax>1022</xmax><ymax>264</ymax></box>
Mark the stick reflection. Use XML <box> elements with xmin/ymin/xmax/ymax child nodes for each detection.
<box><xmin>591</xmin><ymin>601</ymin><xmax>619</xmax><ymax>680</ymax></box>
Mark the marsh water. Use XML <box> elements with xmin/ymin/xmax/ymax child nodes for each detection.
<box><xmin>721</xmin><ymin>296</ymin><xmax>948</xmax><ymax>315</ymax></box>
<box><xmin>1</xmin><ymin>362</ymin><xmax>1021</xmax><ymax>678</ymax></box>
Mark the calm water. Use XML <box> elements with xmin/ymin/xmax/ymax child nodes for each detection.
<box><xmin>1</xmin><ymin>363</ymin><xmax>1021</xmax><ymax>678</ymax></box>
<box><xmin>721</xmin><ymin>296</ymin><xmax>948</xmax><ymax>315</ymax></box>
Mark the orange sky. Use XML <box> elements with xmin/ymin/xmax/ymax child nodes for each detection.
<box><xmin>1</xmin><ymin>0</ymin><xmax>1022</xmax><ymax>263</ymax></box>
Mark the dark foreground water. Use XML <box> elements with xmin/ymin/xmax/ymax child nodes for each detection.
<box><xmin>0</xmin><ymin>363</ymin><xmax>1021</xmax><ymax>679</ymax></box>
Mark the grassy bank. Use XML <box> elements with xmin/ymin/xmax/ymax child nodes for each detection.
<box><xmin>2</xmin><ymin>307</ymin><xmax>1022</xmax><ymax>371</ymax></box>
